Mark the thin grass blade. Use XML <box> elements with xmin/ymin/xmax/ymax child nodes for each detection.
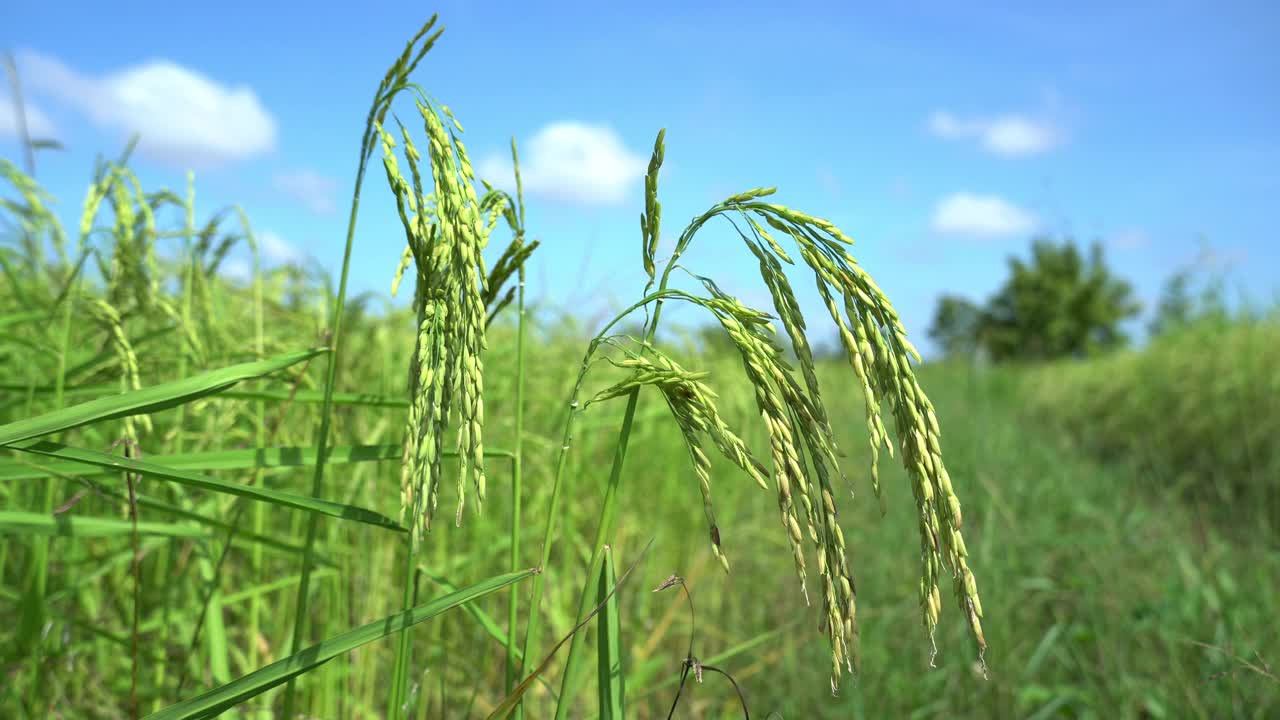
<box><xmin>597</xmin><ymin>546</ymin><xmax>624</xmax><ymax>719</ymax></box>
<box><xmin>0</xmin><ymin>510</ymin><xmax>208</xmax><ymax>539</ymax></box>
<box><xmin>5</xmin><ymin>440</ymin><xmax>404</xmax><ymax>532</ymax></box>
<box><xmin>143</xmin><ymin>567</ymin><xmax>536</xmax><ymax>720</ymax></box>
<box><xmin>0</xmin><ymin>348</ymin><xmax>326</xmax><ymax>445</ymax></box>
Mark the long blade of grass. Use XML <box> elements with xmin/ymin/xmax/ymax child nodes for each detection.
<box><xmin>0</xmin><ymin>444</ymin><xmax>514</xmax><ymax>482</ymax></box>
<box><xmin>142</xmin><ymin>567</ymin><xmax>536</xmax><ymax>720</ymax></box>
<box><xmin>597</xmin><ymin>546</ymin><xmax>624</xmax><ymax>719</ymax></box>
<box><xmin>505</xmin><ymin>134</ymin><xmax>530</xmax><ymax>715</ymax></box>
<box><xmin>0</xmin><ymin>348</ymin><xmax>326</xmax><ymax>446</ymax></box>
<box><xmin>5</xmin><ymin>439</ymin><xmax>404</xmax><ymax>532</ymax></box>
<box><xmin>0</xmin><ymin>510</ymin><xmax>208</xmax><ymax>539</ymax></box>
<box><xmin>0</xmin><ymin>383</ymin><xmax>410</xmax><ymax>409</ymax></box>
<box><xmin>219</xmin><ymin>387</ymin><xmax>409</xmax><ymax>408</ymax></box>
<box><xmin>492</xmin><ymin>540</ymin><xmax>650</xmax><ymax>720</ymax></box>
<box><xmin>416</xmin><ymin>566</ymin><xmax>561</xmax><ymax>697</ymax></box>
<box><xmin>0</xmin><ymin>310</ymin><xmax>43</xmax><ymax>331</ymax></box>
<box><xmin>0</xmin><ymin>444</ymin><xmax>403</xmax><ymax>481</ymax></box>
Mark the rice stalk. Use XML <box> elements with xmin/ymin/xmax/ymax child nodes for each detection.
<box><xmin>546</xmin><ymin>135</ymin><xmax>986</xmax><ymax>695</ymax></box>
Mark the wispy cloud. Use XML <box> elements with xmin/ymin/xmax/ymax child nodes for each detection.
<box><xmin>1106</xmin><ymin>228</ymin><xmax>1151</xmax><ymax>251</ymax></box>
<box><xmin>932</xmin><ymin>192</ymin><xmax>1038</xmax><ymax>238</ymax></box>
<box><xmin>478</xmin><ymin>122</ymin><xmax>646</xmax><ymax>207</ymax></box>
<box><xmin>258</xmin><ymin>230</ymin><xmax>304</xmax><ymax>265</ymax></box>
<box><xmin>15</xmin><ymin>49</ymin><xmax>276</xmax><ymax>169</ymax></box>
<box><xmin>0</xmin><ymin>92</ymin><xmax>58</xmax><ymax>139</ymax></box>
<box><xmin>928</xmin><ymin>110</ymin><xmax>1060</xmax><ymax>157</ymax></box>
<box><xmin>222</xmin><ymin>258</ymin><xmax>252</xmax><ymax>282</ymax></box>
<box><xmin>274</xmin><ymin>169</ymin><xmax>340</xmax><ymax>216</ymax></box>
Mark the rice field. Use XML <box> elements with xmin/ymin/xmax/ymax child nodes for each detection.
<box><xmin>2</xmin><ymin>15</ymin><xmax>1277</xmax><ymax>720</ymax></box>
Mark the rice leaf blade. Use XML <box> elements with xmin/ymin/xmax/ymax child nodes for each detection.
<box><xmin>5</xmin><ymin>440</ymin><xmax>405</xmax><ymax>532</ymax></box>
<box><xmin>0</xmin><ymin>510</ymin><xmax>207</xmax><ymax>539</ymax></box>
<box><xmin>597</xmin><ymin>547</ymin><xmax>624</xmax><ymax>720</ymax></box>
<box><xmin>142</xmin><ymin>567</ymin><xmax>536</xmax><ymax>720</ymax></box>
<box><xmin>0</xmin><ymin>348</ymin><xmax>326</xmax><ymax>445</ymax></box>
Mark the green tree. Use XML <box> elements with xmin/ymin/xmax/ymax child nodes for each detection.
<box><xmin>929</xmin><ymin>237</ymin><xmax>1142</xmax><ymax>363</ymax></box>
<box><xmin>978</xmin><ymin>237</ymin><xmax>1141</xmax><ymax>362</ymax></box>
<box><xmin>927</xmin><ymin>294</ymin><xmax>984</xmax><ymax>359</ymax></box>
<box><xmin>1148</xmin><ymin>250</ymin><xmax>1231</xmax><ymax>338</ymax></box>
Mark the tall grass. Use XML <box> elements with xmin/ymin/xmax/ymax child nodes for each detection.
<box><xmin>1018</xmin><ymin>314</ymin><xmax>1280</xmax><ymax>532</ymax></box>
<box><xmin>1</xmin><ymin>13</ymin><xmax>1276</xmax><ymax>720</ymax></box>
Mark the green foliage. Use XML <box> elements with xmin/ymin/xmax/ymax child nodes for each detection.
<box><xmin>927</xmin><ymin>294</ymin><xmax>984</xmax><ymax>359</ymax></box>
<box><xmin>1020</xmin><ymin>313</ymin><xmax>1280</xmax><ymax>531</ymax></box>
<box><xmin>930</xmin><ymin>237</ymin><xmax>1142</xmax><ymax>362</ymax></box>
<box><xmin>981</xmin><ymin>237</ymin><xmax>1141</xmax><ymax>361</ymax></box>
<box><xmin>1148</xmin><ymin>264</ymin><xmax>1231</xmax><ymax>338</ymax></box>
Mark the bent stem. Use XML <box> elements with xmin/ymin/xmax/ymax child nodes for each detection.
<box><xmin>551</xmin><ymin>265</ymin><xmax>681</xmax><ymax>720</ymax></box>
<box><xmin>514</xmin><ymin>288</ymin><xmax>682</xmax><ymax>712</ymax></box>
<box><xmin>505</xmin><ymin>137</ymin><xmax>529</xmax><ymax>710</ymax></box>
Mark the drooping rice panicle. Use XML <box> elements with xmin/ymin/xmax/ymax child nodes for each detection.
<box><xmin>376</xmin><ymin>92</ymin><xmax>495</xmax><ymax>542</ymax></box>
<box><xmin>595</xmin><ymin>165</ymin><xmax>988</xmax><ymax>690</ymax></box>
<box><xmin>586</xmin><ymin>345</ymin><xmax>769</xmax><ymax>571</ymax></box>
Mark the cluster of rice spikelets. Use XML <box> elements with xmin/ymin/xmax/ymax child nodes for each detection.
<box><xmin>94</xmin><ymin>165</ymin><xmax>184</xmax><ymax>331</ymax></box>
<box><xmin>739</xmin><ymin>198</ymin><xmax>983</xmax><ymax>683</ymax></box>
<box><xmin>625</xmin><ymin>128</ymin><xmax>986</xmax><ymax>687</ymax></box>
<box><xmin>0</xmin><ymin>158</ymin><xmax>67</xmax><ymax>264</ymax></box>
<box><xmin>696</xmin><ymin>279</ymin><xmax>862</xmax><ymax>682</ymax></box>
<box><xmin>587</xmin><ymin>345</ymin><xmax>770</xmax><ymax>572</ymax></box>
<box><xmin>377</xmin><ymin>97</ymin><xmax>503</xmax><ymax>544</ymax></box>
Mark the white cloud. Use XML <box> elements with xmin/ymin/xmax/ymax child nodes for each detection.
<box><xmin>15</xmin><ymin>49</ymin><xmax>276</xmax><ymax>168</ymax></box>
<box><xmin>1107</xmin><ymin>228</ymin><xmax>1151</xmax><ymax>251</ymax></box>
<box><xmin>258</xmin><ymin>230</ymin><xmax>304</xmax><ymax>265</ymax></box>
<box><xmin>0</xmin><ymin>92</ymin><xmax>58</xmax><ymax>139</ymax></box>
<box><xmin>928</xmin><ymin>110</ymin><xmax>1059</xmax><ymax>157</ymax></box>
<box><xmin>274</xmin><ymin>169</ymin><xmax>340</xmax><ymax>216</ymax></box>
<box><xmin>932</xmin><ymin>192</ymin><xmax>1038</xmax><ymax>238</ymax></box>
<box><xmin>477</xmin><ymin>122</ymin><xmax>647</xmax><ymax>206</ymax></box>
<box><xmin>222</xmin><ymin>258</ymin><xmax>252</xmax><ymax>282</ymax></box>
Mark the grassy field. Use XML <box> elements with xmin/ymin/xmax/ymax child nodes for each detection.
<box><xmin>2</xmin><ymin>17</ymin><xmax>1278</xmax><ymax>720</ymax></box>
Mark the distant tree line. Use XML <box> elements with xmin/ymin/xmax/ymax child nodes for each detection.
<box><xmin>927</xmin><ymin>236</ymin><xmax>1235</xmax><ymax>363</ymax></box>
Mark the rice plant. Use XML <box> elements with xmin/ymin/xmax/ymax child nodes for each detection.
<box><xmin>9</xmin><ymin>10</ymin><xmax>1271</xmax><ymax>720</ymax></box>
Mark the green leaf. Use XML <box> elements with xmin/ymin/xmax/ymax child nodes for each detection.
<box><xmin>5</xmin><ymin>440</ymin><xmax>405</xmax><ymax>533</ymax></box>
<box><xmin>0</xmin><ymin>444</ymin><xmax>514</xmax><ymax>482</ymax></box>
<box><xmin>597</xmin><ymin>547</ymin><xmax>624</xmax><ymax>720</ymax></box>
<box><xmin>0</xmin><ymin>348</ymin><xmax>326</xmax><ymax>446</ymax></box>
<box><xmin>142</xmin><ymin>567</ymin><xmax>537</xmax><ymax>720</ymax></box>
<box><xmin>0</xmin><ymin>383</ymin><xmax>412</xmax><ymax>415</ymax></box>
<box><xmin>0</xmin><ymin>510</ymin><xmax>208</xmax><ymax>538</ymax></box>
<box><xmin>489</xmin><ymin>541</ymin><xmax>650</xmax><ymax>720</ymax></box>
<box><xmin>420</xmin><ymin>568</ymin><xmax>524</xmax><ymax>662</ymax></box>
<box><xmin>0</xmin><ymin>444</ymin><xmax>403</xmax><ymax>481</ymax></box>
<box><xmin>0</xmin><ymin>310</ymin><xmax>43</xmax><ymax>331</ymax></box>
<box><xmin>218</xmin><ymin>387</ymin><xmax>409</xmax><ymax>408</ymax></box>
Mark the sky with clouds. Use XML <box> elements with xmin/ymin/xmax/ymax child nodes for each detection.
<box><xmin>3</xmin><ymin>0</ymin><xmax>1277</xmax><ymax>355</ymax></box>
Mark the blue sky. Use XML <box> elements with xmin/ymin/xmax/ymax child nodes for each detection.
<box><xmin>4</xmin><ymin>1</ymin><xmax>1277</xmax><ymax>355</ymax></box>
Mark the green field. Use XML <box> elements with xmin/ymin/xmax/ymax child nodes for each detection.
<box><xmin>2</xmin><ymin>17</ymin><xmax>1278</xmax><ymax>720</ymax></box>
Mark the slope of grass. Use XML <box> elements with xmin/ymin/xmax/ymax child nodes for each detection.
<box><xmin>1017</xmin><ymin>315</ymin><xmax>1280</xmax><ymax>533</ymax></box>
<box><xmin>2</xmin><ymin>281</ymin><xmax>1275</xmax><ymax>717</ymax></box>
